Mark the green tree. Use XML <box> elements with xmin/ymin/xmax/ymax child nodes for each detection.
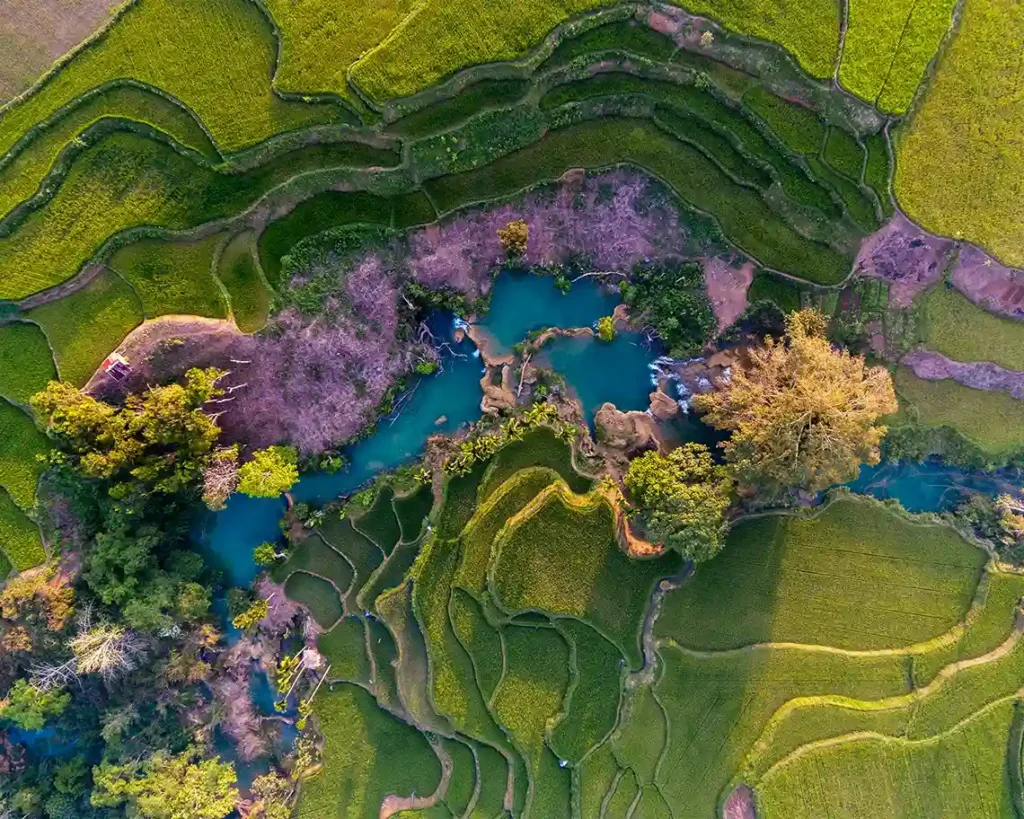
<box><xmin>621</xmin><ymin>262</ymin><xmax>715</xmax><ymax>358</ymax></box>
<box><xmin>250</xmin><ymin>772</ymin><xmax>292</xmax><ymax>819</ymax></box>
<box><xmin>232</xmin><ymin>598</ymin><xmax>269</xmax><ymax>631</ymax></box>
<box><xmin>596</xmin><ymin>315</ymin><xmax>616</xmax><ymax>343</ymax></box>
<box><xmin>624</xmin><ymin>444</ymin><xmax>732</xmax><ymax>562</ymax></box>
<box><xmin>0</xmin><ymin>679</ymin><xmax>70</xmax><ymax>730</ymax></box>
<box><xmin>237</xmin><ymin>447</ymin><xmax>299</xmax><ymax>498</ymax></box>
<box><xmin>32</xmin><ymin>368</ymin><xmax>226</xmax><ymax>498</ymax></box>
<box><xmin>693</xmin><ymin>309</ymin><xmax>898</xmax><ymax>496</ymax></box>
<box><xmin>253</xmin><ymin>543</ymin><xmax>285</xmax><ymax>567</ymax></box>
<box><xmin>91</xmin><ymin>748</ymin><xmax>238</xmax><ymax>819</ymax></box>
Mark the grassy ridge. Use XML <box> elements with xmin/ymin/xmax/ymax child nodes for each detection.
<box><xmin>918</xmin><ymin>284</ymin><xmax>1024</xmax><ymax>372</ymax></box>
<box><xmin>318</xmin><ymin>616</ymin><xmax>373</xmax><ymax>685</ymax></box>
<box><xmin>491</xmin><ymin>485</ymin><xmax>681</xmax><ymax>668</ymax></box>
<box><xmin>296</xmin><ymin>683</ymin><xmax>441</xmax><ymax>819</ymax></box>
<box><xmin>655</xmin><ymin>498</ymin><xmax>985</xmax><ymax>651</ymax></box>
<box><xmin>284</xmin><ymin>570</ymin><xmax>343</xmax><ymax>629</ymax></box>
<box><xmin>0</xmin><ymin>85</ymin><xmax>218</xmax><ymax>223</ymax></box>
<box><xmin>679</xmin><ymin>0</ymin><xmax>840</xmax><ymax>79</ymax></box>
<box><xmin>894</xmin><ymin>367</ymin><xmax>1024</xmax><ymax>458</ymax></box>
<box><xmin>0</xmin><ymin>0</ymin><xmax>345</xmax><ymax>158</ymax></box>
<box><xmin>478</xmin><ymin>427</ymin><xmax>590</xmax><ymax>502</ymax></box>
<box><xmin>0</xmin><ymin>322</ymin><xmax>57</xmax><ymax>407</ymax></box>
<box><xmin>215</xmin><ymin>231</ymin><xmax>272</xmax><ymax>333</ymax></box>
<box><xmin>840</xmin><ymin>0</ymin><xmax>957</xmax><ymax>113</ymax></box>
<box><xmin>0</xmin><ymin>131</ymin><xmax>397</xmax><ymax>300</ymax></box>
<box><xmin>275</xmin><ymin>534</ymin><xmax>354</xmax><ymax>598</ymax></box>
<box><xmin>265</xmin><ymin>0</ymin><xmax>416</xmax><ymax>101</ymax></box>
<box><xmin>0</xmin><ymin>400</ymin><xmax>48</xmax><ymax>512</ymax></box>
<box><xmin>895</xmin><ymin>0</ymin><xmax>1024</xmax><ymax>268</ymax></box>
<box><xmin>425</xmin><ymin>118</ymin><xmax>851</xmax><ymax>284</ymax></box>
<box><xmin>757</xmin><ymin>700</ymin><xmax>1018</xmax><ymax>818</ymax></box>
<box><xmin>108</xmin><ymin>233</ymin><xmax>227</xmax><ymax>319</ymax></box>
<box><xmin>319</xmin><ymin>516</ymin><xmax>385</xmax><ymax>609</ymax></box>
<box><xmin>492</xmin><ymin>625</ymin><xmax>572</xmax><ymax>819</ymax></box>
<box><xmin>349</xmin><ymin>0</ymin><xmax>608</xmax><ymax>103</ymax></box>
<box><xmin>0</xmin><ymin>487</ymin><xmax>45</xmax><ymax>572</ymax></box>
<box><xmin>27</xmin><ymin>266</ymin><xmax>143</xmax><ymax>387</ymax></box>
<box><xmin>354</xmin><ymin>486</ymin><xmax>403</xmax><ymax>554</ymax></box>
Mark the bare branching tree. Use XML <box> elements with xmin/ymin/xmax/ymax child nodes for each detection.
<box><xmin>203</xmin><ymin>445</ymin><xmax>240</xmax><ymax>511</ymax></box>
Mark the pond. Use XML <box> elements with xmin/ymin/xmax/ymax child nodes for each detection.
<box><xmin>542</xmin><ymin>331</ymin><xmax>661</xmax><ymax>423</ymax></box>
<box><xmin>477</xmin><ymin>271</ymin><xmax>619</xmax><ymax>352</ymax></box>
<box><xmin>845</xmin><ymin>459</ymin><xmax>1021</xmax><ymax>513</ymax></box>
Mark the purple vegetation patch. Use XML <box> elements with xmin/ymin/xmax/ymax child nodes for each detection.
<box><xmin>951</xmin><ymin>245</ymin><xmax>1024</xmax><ymax>320</ymax></box>
<box><xmin>904</xmin><ymin>349</ymin><xmax>1024</xmax><ymax>397</ymax></box>
<box><xmin>407</xmin><ymin>169</ymin><xmax>687</xmax><ymax>299</ymax></box>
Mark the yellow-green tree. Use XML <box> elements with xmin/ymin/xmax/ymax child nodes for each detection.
<box><xmin>237</xmin><ymin>446</ymin><xmax>299</xmax><ymax>498</ymax></box>
<box><xmin>693</xmin><ymin>309</ymin><xmax>897</xmax><ymax>497</ymax></box>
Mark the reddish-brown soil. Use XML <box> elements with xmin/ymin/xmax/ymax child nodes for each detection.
<box><xmin>704</xmin><ymin>258</ymin><xmax>755</xmax><ymax>332</ymax></box>
<box><xmin>854</xmin><ymin>213</ymin><xmax>954</xmax><ymax>307</ymax></box>
<box><xmin>0</xmin><ymin>0</ymin><xmax>123</xmax><ymax>103</ymax></box>
<box><xmin>951</xmin><ymin>244</ymin><xmax>1024</xmax><ymax>320</ymax></box>
<box><xmin>903</xmin><ymin>349</ymin><xmax>1024</xmax><ymax>398</ymax></box>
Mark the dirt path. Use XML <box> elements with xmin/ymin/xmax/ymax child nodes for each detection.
<box><xmin>379</xmin><ymin>737</ymin><xmax>452</xmax><ymax>819</ymax></box>
<box><xmin>903</xmin><ymin>348</ymin><xmax>1024</xmax><ymax>400</ymax></box>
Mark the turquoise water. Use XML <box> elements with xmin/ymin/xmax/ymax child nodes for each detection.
<box><xmin>198</xmin><ymin>314</ymin><xmax>483</xmax><ymax>588</ymax></box>
<box><xmin>477</xmin><ymin>272</ymin><xmax>620</xmax><ymax>352</ymax></box>
<box><xmin>543</xmin><ymin>332</ymin><xmax>660</xmax><ymax>423</ymax></box>
<box><xmin>845</xmin><ymin>460</ymin><xmax>1019</xmax><ymax>513</ymax></box>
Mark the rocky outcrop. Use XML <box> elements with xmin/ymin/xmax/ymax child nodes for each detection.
<box><xmin>480</xmin><ymin>365</ymin><xmax>517</xmax><ymax>415</ymax></box>
<box><xmin>903</xmin><ymin>349</ymin><xmax>1024</xmax><ymax>399</ymax></box>
<box><xmin>649</xmin><ymin>388</ymin><xmax>680</xmax><ymax>421</ymax></box>
<box><xmin>594</xmin><ymin>402</ymin><xmax>661</xmax><ymax>453</ymax></box>
<box><xmin>704</xmin><ymin>258</ymin><xmax>755</xmax><ymax>332</ymax></box>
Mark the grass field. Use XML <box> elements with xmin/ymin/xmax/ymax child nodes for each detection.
<box><xmin>393</xmin><ymin>484</ymin><xmax>433</xmax><ymax>544</ymax></box>
<box><xmin>492</xmin><ymin>625</ymin><xmax>572</xmax><ymax>819</ymax></box>
<box><xmin>0</xmin><ymin>487</ymin><xmax>45</xmax><ymax>572</ymax></box>
<box><xmin>108</xmin><ymin>233</ymin><xmax>228</xmax><ymax>319</ymax></box>
<box><xmin>613</xmin><ymin>683</ymin><xmax>666</xmax><ymax>786</ymax></box>
<box><xmin>0</xmin><ymin>130</ymin><xmax>396</xmax><ymax>301</ymax></box>
<box><xmin>27</xmin><ymin>266</ymin><xmax>143</xmax><ymax>387</ymax></box>
<box><xmin>918</xmin><ymin>284</ymin><xmax>1024</xmax><ymax>371</ymax></box>
<box><xmin>895</xmin><ymin>0</ymin><xmax>1024</xmax><ymax>268</ymax></box>
<box><xmin>318</xmin><ymin>616</ymin><xmax>372</xmax><ymax>685</ymax></box>
<box><xmin>284</xmin><ymin>570</ymin><xmax>343</xmax><ymax>628</ymax></box>
<box><xmin>0</xmin><ymin>322</ymin><xmax>57</xmax><ymax>407</ymax></box>
<box><xmin>0</xmin><ymin>0</ymin><xmax>345</xmax><ymax>159</ymax></box>
<box><xmin>491</xmin><ymin>484</ymin><xmax>681</xmax><ymax>668</ymax></box>
<box><xmin>353</xmin><ymin>486</ymin><xmax>403</xmax><ymax>554</ymax></box>
<box><xmin>215</xmin><ymin>231</ymin><xmax>272</xmax><ymax>333</ymax></box>
<box><xmin>757</xmin><ymin>699</ymin><xmax>1018</xmax><ymax>818</ymax></box>
<box><xmin>319</xmin><ymin>516</ymin><xmax>385</xmax><ymax>609</ymax></box>
<box><xmin>656</xmin><ymin>497</ymin><xmax>985</xmax><ymax>651</ymax></box>
<box><xmin>296</xmin><ymin>683</ymin><xmax>441</xmax><ymax>819</ymax></box>
<box><xmin>0</xmin><ymin>400</ymin><xmax>48</xmax><ymax>513</ymax></box>
<box><xmin>449</xmin><ymin>587</ymin><xmax>504</xmax><ymax>700</ymax></box>
<box><xmin>441</xmin><ymin>738</ymin><xmax>475</xmax><ymax>816</ymax></box>
<box><xmin>275</xmin><ymin>534</ymin><xmax>354</xmax><ymax>597</ymax></box>
<box><xmin>549</xmin><ymin>619</ymin><xmax>623</xmax><ymax>764</ymax></box>
<box><xmin>410</xmin><ymin>537</ymin><xmax>507</xmax><ymax>745</ymax></box>
<box><xmin>349</xmin><ymin>0</ymin><xmax>608</xmax><ymax>104</ymax></box>
<box><xmin>679</xmin><ymin>0</ymin><xmax>840</xmax><ymax>79</ymax></box>
<box><xmin>0</xmin><ymin>85</ymin><xmax>218</xmax><ymax>223</ymax></box>
<box><xmin>840</xmin><ymin>0</ymin><xmax>957</xmax><ymax>113</ymax></box>
<box><xmin>265</xmin><ymin>0</ymin><xmax>416</xmax><ymax>101</ymax></box>
<box><xmin>435</xmin><ymin>465</ymin><xmax>486</xmax><ymax>541</ymax></box>
<box><xmin>894</xmin><ymin>367</ymin><xmax>1024</xmax><ymax>458</ymax></box>
<box><xmin>478</xmin><ymin>427</ymin><xmax>589</xmax><ymax>502</ymax></box>
<box><xmin>456</xmin><ymin>467</ymin><xmax>560</xmax><ymax>597</ymax></box>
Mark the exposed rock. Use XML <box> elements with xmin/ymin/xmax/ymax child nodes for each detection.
<box><xmin>480</xmin><ymin>365</ymin><xmax>517</xmax><ymax>415</ymax></box>
<box><xmin>951</xmin><ymin>244</ymin><xmax>1024</xmax><ymax>320</ymax></box>
<box><xmin>434</xmin><ymin>415</ymin><xmax>447</xmax><ymax>426</ymax></box>
<box><xmin>903</xmin><ymin>349</ymin><xmax>1024</xmax><ymax>399</ymax></box>
<box><xmin>854</xmin><ymin>213</ymin><xmax>954</xmax><ymax>307</ymax></box>
<box><xmin>704</xmin><ymin>258</ymin><xmax>755</xmax><ymax>332</ymax></box>
<box><xmin>594</xmin><ymin>402</ymin><xmax>660</xmax><ymax>453</ymax></box>
<box><xmin>649</xmin><ymin>388</ymin><xmax>680</xmax><ymax>421</ymax></box>
<box><xmin>465</xmin><ymin>324</ymin><xmax>513</xmax><ymax>366</ymax></box>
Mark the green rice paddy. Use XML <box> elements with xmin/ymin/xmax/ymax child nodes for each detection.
<box><xmin>918</xmin><ymin>284</ymin><xmax>1024</xmax><ymax>372</ymax></box>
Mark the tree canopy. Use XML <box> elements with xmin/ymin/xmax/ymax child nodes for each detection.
<box><xmin>623</xmin><ymin>443</ymin><xmax>732</xmax><ymax>562</ymax></box>
<box><xmin>693</xmin><ymin>309</ymin><xmax>898</xmax><ymax>497</ymax></box>
<box><xmin>237</xmin><ymin>446</ymin><xmax>299</xmax><ymax>498</ymax></box>
<box><xmin>91</xmin><ymin>747</ymin><xmax>238</xmax><ymax>819</ymax></box>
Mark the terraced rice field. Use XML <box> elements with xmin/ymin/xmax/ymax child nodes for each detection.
<box><xmin>272</xmin><ymin>425</ymin><xmax>1024</xmax><ymax>819</ymax></box>
<box><xmin>918</xmin><ymin>284</ymin><xmax>1024</xmax><ymax>372</ymax></box>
